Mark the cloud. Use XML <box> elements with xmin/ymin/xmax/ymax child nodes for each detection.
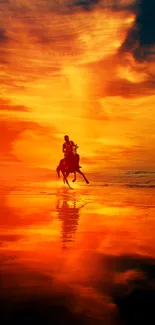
<box><xmin>0</xmin><ymin>115</ymin><xmax>55</xmax><ymax>163</ymax></box>
<box><xmin>120</xmin><ymin>0</ymin><xmax>155</xmax><ymax>61</ymax></box>
<box><xmin>0</xmin><ymin>98</ymin><xmax>28</xmax><ymax>111</ymax></box>
<box><xmin>73</xmin><ymin>0</ymin><xmax>99</xmax><ymax>11</ymax></box>
<box><xmin>0</xmin><ymin>28</ymin><xmax>9</xmax><ymax>44</ymax></box>
<box><xmin>70</xmin><ymin>0</ymin><xmax>136</xmax><ymax>12</ymax></box>
<box><xmin>0</xmin><ymin>27</ymin><xmax>9</xmax><ymax>63</ymax></box>
<box><xmin>86</xmin><ymin>46</ymin><xmax>155</xmax><ymax>99</ymax></box>
<box><xmin>0</xmin><ymin>0</ymin><xmax>136</xmax><ymax>67</ymax></box>
<box><xmin>106</xmin><ymin>78</ymin><xmax>155</xmax><ymax>98</ymax></box>
<box><xmin>0</xmin><ymin>0</ymin><xmax>154</xmax><ymax>174</ymax></box>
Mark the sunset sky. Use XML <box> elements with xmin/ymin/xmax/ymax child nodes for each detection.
<box><xmin>0</xmin><ymin>0</ymin><xmax>155</xmax><ymax>182</ymax></box>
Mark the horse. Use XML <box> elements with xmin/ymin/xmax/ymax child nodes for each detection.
<box><xmin>56</xmin><ymin>158</ymin><xmax>89</xmax><ymax>189</ymax></box>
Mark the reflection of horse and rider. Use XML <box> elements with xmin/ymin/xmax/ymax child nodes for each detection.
<box><xmin>56</xmin><ymin>189</ymin><xmax>88</xmax><ymax>248</ymax></box>
<box><xmin>56</xmin><ymin>135</ymin><xmax>89</xmax><ymax>188</ymax></box>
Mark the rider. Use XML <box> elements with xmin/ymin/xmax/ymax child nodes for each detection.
<box><xmin>62</xmin><ymin>135</ymin><xmax>80</xmax><ymax>169</ymax></box>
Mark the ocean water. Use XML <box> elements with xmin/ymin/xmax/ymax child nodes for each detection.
<box><xmin>1</xmin><ymin>174</ymin><xmax>155</xmax><ymax>324</ymax></box>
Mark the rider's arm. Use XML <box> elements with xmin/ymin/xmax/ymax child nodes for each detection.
<box><xmin>62</xmin><ymin>143</ymin><xmax>66</xmax><ymax>153</ymax></box>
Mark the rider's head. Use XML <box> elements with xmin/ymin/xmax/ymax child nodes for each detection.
<box><xmin>64</xmin><ymin>135</ymin><xmax>69</xmax><ymax>142</ymax></box>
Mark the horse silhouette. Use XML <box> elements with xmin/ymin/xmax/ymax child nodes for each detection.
<box><xmin>56</xmin><ymin>158</ymin><xmax>89</xmax><ymax>189</ymax></box>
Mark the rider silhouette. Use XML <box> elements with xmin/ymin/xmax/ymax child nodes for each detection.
<box><xmin>62</xmin><ymin>135</ymin><xmax>80</xmax><ymax>169</ymax></box>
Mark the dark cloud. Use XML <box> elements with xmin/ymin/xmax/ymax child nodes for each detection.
<box><xmin>74</xmin><ymin>0</ymin><xmax>99</xmax><ymax>11</ymax></box>
<box><xmin>71</xmin><ymin>0</ymin><xmax>136</xmax><ymax>12</ymax></box>
<box><xmin>120</xmin><ymin>0</ymin><xmax>155</xmax><ymax>61</ymax></box>
<box><xmin>136</xmin><ymin>0</ymin><xmax>155</xmax><ymax>47</ymax></box>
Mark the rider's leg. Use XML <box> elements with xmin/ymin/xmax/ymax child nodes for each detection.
<box><xmin>76</xmin><ymin>154</ymin><xmax>81</xmax><ymax>167</ymax></box>
<box><xmin>64</xmin><ymin>153</ymin><xmax>69</xmax><ymax>170</ymax></box>
<box><xmin>67</xmin><ymin>153</ymin><xmax>72</xmax><ymax>169</ymax></box>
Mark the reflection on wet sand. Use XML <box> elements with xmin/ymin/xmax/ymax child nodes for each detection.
<box><xmin>56</xmin><ymin>189</ymin><xmax>88</xmax><ymax>249</ymax></box>
<box><xmin>1</xmin><ymin>184</ymin><xmax>155</xmax><ymax>324</ymax></box>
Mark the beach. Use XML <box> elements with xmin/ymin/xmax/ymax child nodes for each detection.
<box><xmin>1</xmin><ymin>177</ymin><xmax>155</xmax><ymax>324</ymax></box>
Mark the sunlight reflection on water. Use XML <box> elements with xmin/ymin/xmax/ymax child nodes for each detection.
<box><xmin>1</xmin><ymin>182</ymin><xmax>155</xmax><ymax>324</ymax></box>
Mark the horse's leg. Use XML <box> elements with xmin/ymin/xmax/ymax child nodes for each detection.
<box><xmin>72</xmin><ymin>172</ymin><xmax>76</xmax><ymax>182</ymax></box>
<box><xmin>77</xmin><ymin>170</ymin><xmax>89</xmax><ymax>184</ymax></box>
<box><xmin>63</xmin><ymin>171</ymin><xmax>66</xmax><ymax>183</ymax></box>
<box><xmin>56</xmin><ymin>159</ymin><xmax>65</xmax><ymax>178</ymax></box>
<box><xmin>62</xmin><ymin>171</ymin><xmax>73</xmax><ymax>189</ymax></box>
<box><xmin>56</xmin><ymin>165</ymin><xmax>61</xmax><ymax>178</ymax></box>
<box><xmin>63</xmin><ymin>171</ymin><xmax>69</xmax><ymax>184</ymax></box>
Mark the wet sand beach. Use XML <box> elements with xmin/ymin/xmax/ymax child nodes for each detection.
<box><xmin>1</xmin><ymin>179</ymin><xmax>155</xmax><ymax>324</ymax></box>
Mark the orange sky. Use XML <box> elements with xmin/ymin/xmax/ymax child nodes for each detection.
<box><xmin>0</xmin><ymin>0</ymin><xmax>155</xmax><ymax>180</ymax></box>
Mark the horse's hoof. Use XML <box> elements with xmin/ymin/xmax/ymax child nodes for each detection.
<box><xmin>86</xmin><ymin>180</ymin><xmax>89</xmax><ymax>184</ymax></box>
<box><xmin>72</xmin><ymin>179</ymin><xmax>75</xmax><ymax>182</ymax></box>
